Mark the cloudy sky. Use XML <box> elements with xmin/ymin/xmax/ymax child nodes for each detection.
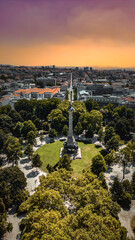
<box><xmin>0</xmin><ymin>0</ymin><xmax>135</xmax><ymax>67</ymax></box>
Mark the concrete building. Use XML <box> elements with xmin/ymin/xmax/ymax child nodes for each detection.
<box><xmin>14</xmin><ymin>87</ymin><xmax>60</xmax><ymax>100</ymax></box>
<box><xmin>36</xmin><ymin>77</ymin><xmax>56</xmax><ymax>87</ymax></box>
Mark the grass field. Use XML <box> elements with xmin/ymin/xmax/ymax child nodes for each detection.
<box><xmin>35</xmin><ymin>141</ymin><xmax>103</xmax><ymax>176</ymax></box>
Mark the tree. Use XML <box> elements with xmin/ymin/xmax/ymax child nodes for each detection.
<box><xmin>35</xmin><ymin>98</ymin><xmax>61</xmax><ymax>120</ymax></box>
<box><xmin>0</xmin><ymin>114</ymin><xmax>13</xmax><ymax>133</ymax></box>
<box><xmin>58</xmin><ymin>154</ymin><xmax>72</xmax><ymax>171</ymax></box>
<box><xmin>19</xmin><ymin>110</ymin><xmax>29</xmax><ymax>121</ymax></box>
<box><xmin>116</xmin><ymin>145</ymin><xmax>133</xmax><ymax>180</ymax></box>
<box><xmin>79</xmin><ymin>112</ymin><xmax>91</xmax><ymax>130</ymax></box>
<box><xmin>19</xmin><ymin>169</ymin><xmax>127</xmax><ymax>240</ymax></box>
<box><xmin>120</xmin><ymin>192</ymin><xmax>132</xmax><ymax>208</ymax></box>
<box><xmin>106</xmin><ymin>134</ymin><xmax>120</xmax><ymax>152</ymax></box>
<box><xmin>14</xmin><ymin>189</ymin><xmax>29</xmax><ymax>210</ymax></box>
<box><xmin>115</xmin><ymin>117</ymin><xmax>131</xmax><ymax>140</ymax></box>
<box><xmin>104</xmin><ymin>150</ymin><xmax>116</xmax><ymax>167</ymax></box>
<box><xmin>98</xmin><ymin>128</ymin><xmax>104</xmax><ymax>142</ymax></box>
<box><xmin>74</xmin><ymin>122</ymin><xmax>83</xmax><ymax>135</ymax></box>
<box><xmin>46</xmin><ymin>163</ymin><xmax>55</xmax><ymax>173</ymax></box>
<box><xmin>42</xmin><ymin>121</ymin><xmax>49</xmax><ymax>131</ymax></box>
<box><xmin>22</xmin><ymin>120</ymin><xmax>37</xmax><ymax>139</ymax></box>
<box><xmin>48</xmin><ymin>128</ymin><xmax>57</xmax><ymax>138</ymax></box>
<box><xmin>15</xmin><ymin>98</ymin><xmax>35</xmax><ymax>114</ymax></box>
<box><xmin>0</xmin><ymin>105</ymin><xmax>11</xmax><ymax>115</ymax></box>
<box><xmin>104</xmin><ymin>127</ymin><xmax>115</xmax><ymax>144</ymax></box>
<box><xmin>24</xmin><ymin>144</ymin><xmax>33</xmax><ymax>161</ymax></box>
<box><xmin>32</xmin><ymin>154</ymin><xmax>42</xmax><ymax>169</ymax></box>
<box><xmin>34</xmin><ymin>118</ymin><xmax>43</xmax><ymax>130</ymax></box>
<box><xmin>110</xmin><ymin>177</ymin><xmax>124</xmax><ymax>202</ymax></box>
<box><xmin>89</xmin><ymin>110</ymin><xmax>103</xmax><ymax>133</ymax></box>
<box><xmin>110</xmin><ymin>177</ymin><xmax>132</xmax><ymax>208</ymax></box>
<box><xmin>98</xmin><ymin>172</ymin><xmax>108</xmax><ymax>189</ymax></box>
<box><xmin>4</xmin><ymin>136</ymin><xmax>22</xmax><ymax>166</ymax></box>
<box><xmin>91</xmin><ymin>154</ymin><xmax>107</xmax><ymax>176</ymax></box>
<box><xmin>0</xmin><ymin>129</ymin><xmax>7</xmax><ymax>151</ymax></box>
<box><xmin>85</xmin><ymin>124</ymin><xmax>94</xmax><ymax>138</ymax></box>
<box><xmin>27</xmin><ymin>130</ymin><xmax>37</xmax><ymax>145</ymax></box>
<box><xmin>0</xmin><ymin>166</ymin><xmax>27</xmax><ymax>209</ymax></box>
<box><xmin>48</xmin><ymin>109</ymin><xmax>67</xmax><ymax>132</ymax></box>
<box><xmin>62</xmin><ymin>125</ymin><xmax>68</xmax><ymax>136</ymax></box>
<box><xmin>102</xmin><ymin>103</ymin><xmax>114</xmax><ymax>122</ymax></box>
<box><xmin>8</xmin><ymin>109</ymin><xmax>23</xmax><ymax>123</ymax></box>
<box><xmin>123</xmin><ymin>180</ymin><xmax>133</xmax><ymax>195</ymax></box>
<box><xmin>85</xmin><ymin>99</ymin><xmax>99</xmax><ymax>112</ymax></box>
<box><xmin>73</xmin><ymin>101</ymin><xmax>86</xmax><ymax>127</ymax></box>
<box><xmin>13</xmin><ymin>121</ymin><xmax>23</xmax><ymax>137</ymax></box>
<box><xmin>0</xmin><ymin>198</ymin><xmax>13</xmax><ymax>239</ymax></box>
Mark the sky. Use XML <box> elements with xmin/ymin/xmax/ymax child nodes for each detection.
<box><xmin>0</xmin><ymin>0</ymin><xmax>135</xmax><ymax>67</ymax></box>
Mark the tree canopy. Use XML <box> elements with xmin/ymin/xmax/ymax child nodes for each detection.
<box><xmin>0</xmin><ymin>166</ymin><xmax>27</xmax><ymax>209</ymax></box>
<box><xmin>4</xmin><ymin>136</ymin><xmax>22</xmax><ymax>166</ymax></box>
<box><xmin>19</xmin><ymin>169</ymin><xmax>127</xmax><ymax>240</ymax></box>
<box><xmin>91</xmin><ymin>154</ymin><xmax>107</xmax><ymax>176</ymax></box>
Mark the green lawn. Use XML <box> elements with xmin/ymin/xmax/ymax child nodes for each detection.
<box><xmin>35</xmin><ymin>141</ymin><xmax>103</xmax><ymax>177</ymax></box>
<box><xmin>72</xmin><ymin>142</ymin><xmax>102</xmax><ymax>176</ymax></box>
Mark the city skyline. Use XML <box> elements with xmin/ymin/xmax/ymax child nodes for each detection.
<box><xmin>1</xmin><ymin>0</ymin><xmax>135</xmax><ymax>67</ymax></box>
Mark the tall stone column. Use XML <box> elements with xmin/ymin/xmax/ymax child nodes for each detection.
<box><xmin>63</xmin><ymin>73</ymin><xmax>78</xmax><ymax>153</ymax></box>
<box><xmin>68</xmin><ymin>105</ymin><xmax>73</xmax><ymax>137</ymax></box>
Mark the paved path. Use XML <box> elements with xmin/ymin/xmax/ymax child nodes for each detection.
<box><xmin>118</xmin><ymin>200</ymin><xmax>135</xmax><ymax>238</ymax></box>
<box><xmin>105</xmin><ymin>163</ymin><xmax>135</xmax><ymax>237</ymax></box>
<box><xmin>105</xmin><ymin>163</ymin><xmax>135</xmax><ymax>188</ymax></box>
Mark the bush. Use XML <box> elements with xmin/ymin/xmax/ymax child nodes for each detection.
<box><xmin>49</xmin><ymin>129</ymin><xmax>57</xmax><ymax>138</ymax></box>
<box><xmin>91</xmin><ymin>154</ymin><xmax>107</xmax><ymax>176</ymax></box>
<box><xmin>120</xmin><ymin>192</ymin><xmax>132</xmax><ymax>208</ymax></box>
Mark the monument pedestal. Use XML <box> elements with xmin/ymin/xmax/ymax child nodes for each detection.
<box><xmin>60</xmin><ymin>147</ymin><xmax>81</xmax><ymax>160</ymax></box>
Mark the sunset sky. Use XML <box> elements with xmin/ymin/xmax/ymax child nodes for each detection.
<box><xmin>0</xmin><ymin>0</ymin><xmax>135</xmax><ymax>67</ymax></box>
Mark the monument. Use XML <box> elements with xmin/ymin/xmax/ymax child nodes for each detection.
<box><xmin>60</xmin><ymin>73</ymin><xmax>81</xmax><ymax>159</ymax></box>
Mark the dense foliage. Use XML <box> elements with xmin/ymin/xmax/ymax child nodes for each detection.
<box><xmin>4</xmin><ymin>136</ymin><xmax>22</xmax><ymax>166</ymax></box>
<box><xmin>0</xmin><ymin>198</ymin><xmax>13</xmax><ymax>239</ymax></box>
<box><xmin>110</xmin><ymin>177</ymin><xmax>132</xmax><ymax>208</ymax></box>
<box><xmin>19</xmin><ymin>169</ymin><xmax>127</xmax><ymax>240</ymax></box>
<box><xmin>0</xmin><ymin>167</ymin><xmax>27</xmax><ymax>209</ymax></box>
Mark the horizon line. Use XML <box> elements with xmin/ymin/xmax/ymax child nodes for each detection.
<box><xmin>1</xmin><ymin>63</ymin><xmax>135</xmax><ymax>70</ymax></box>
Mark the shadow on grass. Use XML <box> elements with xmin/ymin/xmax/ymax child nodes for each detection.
<box><xmin>100</xmin><ymin>149</ymin><xmax>107</xmax><ymax>157</ymax></box>
<box><xmin>95</xmin><ymin>145</ymin><xmax>101</xmax><ymax>149</ymax></box>
<box><xmin>83</xmin><ymin>141</ymin><xmax>92</xmax><ymax>144</ymax></box>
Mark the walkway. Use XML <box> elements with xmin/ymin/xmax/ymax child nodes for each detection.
<box><xmin>105</xmin><ymin>163</ymin><xmax>135</xmax><ymax>237</ymax></box>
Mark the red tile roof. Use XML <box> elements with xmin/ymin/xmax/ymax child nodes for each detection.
<box><xmin>14</xmin><ymin>87</ymin><xmax>60</xmax><ymax>96</ymax></box>
<box><xmin>122</xmin><ymin>97</ymin><xmax>135</xmax><ymax>102</ymax></box>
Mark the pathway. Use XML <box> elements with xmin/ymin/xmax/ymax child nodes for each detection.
<box><xmin>105</xmin><ymin>163</ymin><xmax>135</xmax><ymax>237</ymax></box>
